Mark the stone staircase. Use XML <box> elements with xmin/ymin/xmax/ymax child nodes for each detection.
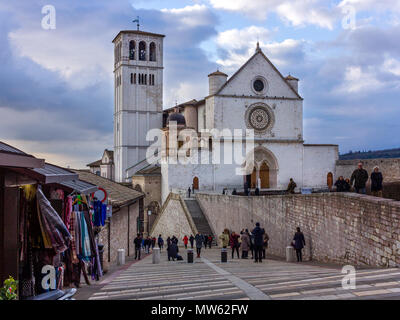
<box><xmin>184</xmin><ymin>198</ymin><xmax>217</xmax><ymax>245</ymax></box>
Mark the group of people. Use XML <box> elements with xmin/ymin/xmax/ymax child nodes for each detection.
<box><xmin>133</xmin><ymin>234</ymin><xmax>158</xmax><ymax>260</ymax></box>
<box><xmin>218</xmin><ymin>223</ymin><xmax>269</xmax><ymax>263</ymax></box>
<box><xmin>334</xmin><ymin>162</ymin><xmax>383</xmax><ymax>196</ymax></box>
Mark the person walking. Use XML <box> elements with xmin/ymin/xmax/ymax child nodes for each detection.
<box><xmin>287</xmin><ymin>178</ymin><xmax>297</xmax><ymax>194</ymax></box>
<box><xmin>371</xmin><ymin>166</ymin><xmax>383</xmax><ymax>197</ymax></box>
<box><xmin>187</xmin><ymin>187</ymin><xmax>191</xmax><ymax>198</ymax></box>
<box><xmin>134</xmin><ymin>233</ymin><xmax>142</xmax><ymax>260</ymax></box>
<box><xmin>350</xmin><ymin>162</ymin><xmax>369</xmax><ymax>194</ymax></box>
<box><xmin>229</xmin><ymin>231</ymin><xmax>240</xmax><ymax>259</ymax></box>
<box><xmin>219</xmin><ymin>229</ymin><xmax>230</xmax><ymax>248</ymax></box>
<box><xmin>240</xmin><ymin>231</ymin><xmax>250</xmax><ymax>259</ymax></box>
<box><xmin>195</xmin><ymin>233</ymin><xmax>204</xmax><ymax>258</ymax></box>
<box><xmin>157</xmin><ymin>234</ymin><xmax>164</xmax><ymax>252</ymax></box>
<box><xmin>183</xmin><ymin>235</ymin><xmax>189</xmax><ymax>249</ymax></box>
<box><xmin>334</xmin><ymin>176</ymin><xmax>347</xmax><ymax>192</ymax></box>
<box><xmin>189</xmin><ymin>234</ymin><xmax>194</xmax><ymax>248</ymax></box>
<box><xmin>151</xmin><ymin>237</ymin><xmax>156</xmax><ymax>250</ymax></box>
<box><xmin>293</xmin><ymin>227</ymin><xmax>306</xmax><ymax>262</ymax></box>
<box><xmin>252</xmin><ymin>223</ymin><xmax>265</xmax><ymax>263</ymax></box>
<box><xmin>262</xmin><ymin>230</ymin><xmax>269</xmax><ymax>260</ymax></box>
<box><xmin>248</xmin><ymin>229</ymin><xmax>255</xmax><ymax>259</ymax></box>
<box><xmin>204</xmin><ymin>234</ymin><xmax>208</xmax><ymax>249</ymax></box>
<box><xmin>208</xmin><ymin>235</ymin><xmax>213</xmax><ymax>248</ymax></box>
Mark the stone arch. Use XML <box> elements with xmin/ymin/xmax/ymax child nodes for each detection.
<box><xmin>139</xmin><ymin>41</ymin><xmax>146</xmax><ymax>60</ymax></box>
<box><xmin>243</xmin><ymin>146</ymin><xmax>278</xmax><ymax>189</ymax></box>
<box><xmin>149</xmin><ymin>42</ymin><xmax>156</xmax><ymax>61</ymax></box>
<box><xmin>327</xmin><ymin>172</ymin><xmax>333</xmax><ymax>190</ymax></box>
<box><xmin>129</xmin><ymin>40</ymin><xmax>135</xmax><ymax>60</ymax></box>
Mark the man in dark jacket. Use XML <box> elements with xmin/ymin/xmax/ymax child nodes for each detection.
<box><xmin>371</xmin><ymin>166</ymin><xmax>383</xmax><ymax>197</ymax></box>
<box><xmin>157</xmin><ymin>235</ymin><xmax>164</xmax><ymax>252</ymax></box>
<box><xmin>189</xmin><ymin>235</ymin><xmax>195</xmax><ymax>248</ymax></box>
<box><xmin>251</xmin><ymin>223</ymin><xmax>265</xmax><ymax>263</ymax></box>
<box><xmin>134</xmin><ymin>234</ymin><xmax>142</xmax><ymax>260</ymax></box>
<box><xmin>334</xmin><ymin>176</ymin><xmax>347</xmax><ymax>192</ymax></box>
<box><xmin>350</xmin><ymin>162</ymin><xmax>368</xmax><ymax>194</ymax></box>
<box><xmin>293</xmin><ymin>227</ymin><xmax>306</xmax><ymax>262</ymax></box>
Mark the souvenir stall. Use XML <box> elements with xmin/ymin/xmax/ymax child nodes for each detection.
<box><xmin>9</xmin><ymin>163</ymin><xmax>105</xmax><ymax>299</ymax></box>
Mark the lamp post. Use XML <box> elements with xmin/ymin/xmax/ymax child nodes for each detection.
<box><xmin>147</xmin><ymin>210</ymin><xmax>152</xmax><ymax>235</ymax></box>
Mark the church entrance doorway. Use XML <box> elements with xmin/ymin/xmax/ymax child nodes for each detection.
<box><xmin>260</xmin><ymin>162</ymin><xmax>269</xmax><ymax>188</ymax></box>
<box><xmin>193</xmin><ymin>176</ymin><xmax>199</xmax><ymax>190</ymax></box>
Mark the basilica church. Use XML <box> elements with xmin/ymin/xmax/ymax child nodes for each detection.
<box><xmin>106</xmin><ymin>28</ymin><xmax>338</xmax><ymax>209</ymax></box>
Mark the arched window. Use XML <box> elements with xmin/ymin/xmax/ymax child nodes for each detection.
<box><xmin>139</xmin><ymin>41</ymin><xmax>146</xmax><ymax>61</ymax></box>
<box><xmin>327</xmin><ymin>172</ymin><xmax>333</xmax><ymax>190</ymax></box>
<box><xmin>149</xmin><ymin>42</ymin><xmax>156</xmax><ymax>61</ymax></box>
<box><xmin>129</xmin><ymin>40</ymin><xmax>135</xmax><ymax>60</ymax></box>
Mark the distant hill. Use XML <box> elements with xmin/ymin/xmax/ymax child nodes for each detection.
<box><xmin>339</xmin><ymin>148</ymin><xmax>400</xmax><ymax>160</ymax></box>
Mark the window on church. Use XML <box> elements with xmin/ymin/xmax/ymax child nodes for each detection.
<box><xmin>149</xmin><ymin>42</ymin><xmax>156</xmax><ymax>61</ymax></box>
<box><xmin>130</xmin><ymin>73</ymin><xmax>133</xmax><ymax>84</ymax></box>
<box><xmin>134</xmin><ymin>73</ymin><xmax>136</xmax><ymax>84</ymax></box>
<box><xmin>139</xmin><ymin>41</ymin><xmax>146</xmax><ymax>61</ymax></box>
<box><xmin>145</xmin><ymin>74</ymin><xmax>147</xmax><ymax>85</ymax></box>
<box><xmin>129</xmin><ymin>40</ymin><xmax>135</xmax><ymax>60</ymax></box>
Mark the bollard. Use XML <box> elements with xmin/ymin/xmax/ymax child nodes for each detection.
<box><xmin>187</xmin><ymin>249</ymin><xmax>194</xmax><ymax>263</ymax></box>
<box><xmin>286</xmin><ymin>246</ymin><xmax>296</xmax><ymax>262</ymax></box>
<box><xmin>152</xmin><ymin>247</ymin><xmax>160</xmax><ymax>264</ymax></box>
<box><xmin>117</xmin><ymin>249</ymin><xmax>125</xmax><ymax>266</ymax></box>
<box><xmin>221</xmin><ymin>248</ymin><xmax>227</xmax><ymax>263</ymax></box>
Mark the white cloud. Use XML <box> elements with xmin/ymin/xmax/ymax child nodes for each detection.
<box><xmin>209</xmin><ymin>0</ymin><xmax>337</xmax><ymax>29</ymax></box>
<box><xmin>8</xmin><ymin>27</ymin><xmax>113</xmax><ymax>90</ymax></box>
<box><xmin>382</xmin><ymin>58</ymin><xmax>400</xmax><ymax>76</ymax></box>
<box><xmin>334</xmin><ymin>66</ymin><xmax>384</xmax><ymax>93</ymax></box>
<box><xmin>161</xmin><ymin>4</ymin><xmax>214</xmax><ymax>28</ymax></box>
<box><xmin>215</xmin><ymin>26</ymin><xmax>305</xmax><ymax>72</ymax></box>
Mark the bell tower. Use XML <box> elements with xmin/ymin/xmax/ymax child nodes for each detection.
<box><xmin>113</xmin><ymin>29</ymin><xmax>165</xmax><ymax>182</ymax></box>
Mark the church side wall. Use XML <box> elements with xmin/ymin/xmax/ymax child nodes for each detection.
<box><xmin>303</xmin><ymin>145</ymin><xmax>338</xmax><ymax>188</ymax></box>
<box><xmin>196</xmin><ymin>192</ymin><xmax>400</xmax><ymax>267</ymax></box>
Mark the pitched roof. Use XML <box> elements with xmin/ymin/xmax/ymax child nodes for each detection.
<box><xmin>214</xmin><ymin>49</ymin><xmax>303</xmax><ymax>100</ymax></box>
<box><xmin>133</xmin><ymin>164</ymin><xmax>161</xmax><ymax>176</ymax></box>
<box><xmin>87</xmin><ymin>159</ymin><xmax>102</xmax><ymax>167</ymax></box>
<box><xmin>0</xmin><ymin>141</ymin><xmax>45</xmax><ymax>168</ymax></box>
<box><xmin>73</xmin><ymin>170</ymin><xmax>144</xmax><ymax>207</ymax></box>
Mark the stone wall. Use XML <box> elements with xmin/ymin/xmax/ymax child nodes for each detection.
<box><xmin>196</xmin><ymin>192</ymin><xmax>400</xmax><ymax>267</ymax></box>
<box><xmin>336</xmin><ymin>158</ymin><xmax>400</xmax><ymax>183</ymax></box>
<box><xmin>98</xmin><ymin>201</ymin><xmax>139</xmax><ymax>266</ymax></box>
<box><xmin>151</xmin><ymin>193</ymin><xmax>197</xmax><ymax>240</ymax></box>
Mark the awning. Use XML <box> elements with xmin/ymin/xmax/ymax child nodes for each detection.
<box><xmin>11</xmin><ymin>163</ymin><xmax>78</xmax><ymax>184</ymax></box>
<box><xmin>58</xmin><ymin>179</ymin><xmax>98</xmax><ymax>195</ymax></box>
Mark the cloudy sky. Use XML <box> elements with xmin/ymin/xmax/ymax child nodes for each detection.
<box><xmin>0</xmin><ymin>0</ymin><xmax>399</xmax><ymax>168</ymax></box>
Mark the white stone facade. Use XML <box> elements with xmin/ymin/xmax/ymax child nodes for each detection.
<box><xmin>161</xmin><ymin>47</ymin><xmax>338</xmax><ymax>202</ymax></box>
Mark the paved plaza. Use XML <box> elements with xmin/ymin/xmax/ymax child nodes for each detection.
<box><xmin>76</xmin><ymin>248</ymin><xmax>400</xmax><ymax>300</ymax></box>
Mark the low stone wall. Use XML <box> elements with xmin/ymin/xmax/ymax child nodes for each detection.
<box><xmin>196</xmin><ymin>192</ymin><xmax>400</xmax><ymax>267</ymax></box>
<box><xmin>336</xmin><ymin>158</ymin><xmax>400</xmax><ymax>183</ymax></box>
